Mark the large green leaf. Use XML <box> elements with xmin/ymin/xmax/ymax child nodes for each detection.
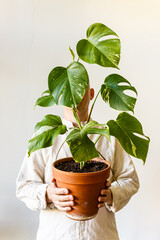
<box><xmin>76</xmin><ymin>23</ymin><xmax>121</xmax><ymax>68</ymax></box>
<box><xmin>28</xmin><ymin>115</ymin><xmax>67</xmax><ymax>156</ymax></box>
<box><xmin>35</xmin><ymin>90</ymin><xmax>55</xmax><ymax>108</ymax></box>
<box><xmin>66</xmin><ymin>129</ymin><xmax>99</xmax><ymax>163</ymax></box>
<box><xmin>66</xmin><ymin>121</ymin><xmax>110</xmax><ymax>163</ymax></box>
<box><xmin>48</xmin><ymin>62</ymin><xmax>89</xmax><ymax>108</ymax></box>
<box><xmin>101</xmin><ymin>74</ymin><xmax>137</xmax><ymax>112</ymax></box>
<box><xmin>107</xmin><ymin>112</ymin><xmax>150</xmax><ymax>164</ymax></box>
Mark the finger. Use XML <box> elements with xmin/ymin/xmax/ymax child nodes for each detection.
<box><xmin>50</xmin><ymin>181</ymin><xmax>57</xmax><ymax>188</ymax></box>
<box><xmin>98</xmin><ymin>196</ymin><xmax>107</xmax><ymax>203</ymax></box>
<box><xmin>49</xmin><ymin>178</ymin><xmax>57</xmax><ymax>188</ymax></box>
<box><xmin>98</xmin><ymin>203</ymin><xmax>105</xmax><ymax>208</ymax></box>
<box><xmin>55</xmin><ymin>200</ymin><xmax>74</xmax><ymax>208</ymax></box>
<box><xmin>56</xmin><ymin>206</ymin><xmax>72</xmax><ymax>212</ymax></box>
<box><xmin>101</xmin><ymin>189</ymin><xmax>109</xmax><ymax>196</ymax></box>
<box><xmin>106</xmin><ymin>181</ymin><xmax>111</xmax><ymax>188</ymax></box>
<box><xmin>59</xmin><ymin>201</ymin><xmax>74</xmax><ymax>207</ymax></box>
<box><xmin>54</xmin><ymin>194</ymin><xmax>74</xmax><ymax>202</ymax></box>
<box><xmin>53</xmin><ymin>187</ymin><xmax>69</xmax><ymax>195</ymax></box>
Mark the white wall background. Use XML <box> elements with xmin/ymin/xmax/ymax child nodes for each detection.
<box><xmin>0</xmin><ymin>0</ymin><xmax>160</xmax><ymax>239</ymax></box>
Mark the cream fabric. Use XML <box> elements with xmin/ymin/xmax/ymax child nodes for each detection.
<box><xmin>16</xmin><ymin>119</ymin><xmax>139</xmax><ymax>240</ymax></box>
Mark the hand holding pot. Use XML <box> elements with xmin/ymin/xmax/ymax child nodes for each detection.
<box><xmin>46</xmin><ymin>178</ymin><xmax>74</xmax><ymax>212</ymax></box>
<box><xmin>98</xmin><ymin>181</ymin><xmax>113</xmax><ymax>208</ymax></box>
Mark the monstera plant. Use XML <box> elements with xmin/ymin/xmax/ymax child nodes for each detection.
<box><xmin>28</xmin><ymin>23</ymin><xmax>150</xmax><ymax>168</ymax></box>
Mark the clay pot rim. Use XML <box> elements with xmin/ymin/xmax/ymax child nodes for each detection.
<box><xmin>52</xmin><ymin>157</ymin><xmax>110</xmax><ymax>176</ymax></box>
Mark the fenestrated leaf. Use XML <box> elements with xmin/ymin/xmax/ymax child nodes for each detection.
<box><xmin>48</xmin><ymin>62</ymin><xmax>89</xmax><ymax>108</ymax></box>
<box><xmin>66</xmin><ymin>121</ymin><xmax>110</xmax><ymax>163</ymax></box>
<box><xmin>101</xmin><ymin>74</ymin><xmax>137</xmax><ymax>112</ymax></box>
<box><xmin>107</xmin><ymin>112</ymin><xmax>150</xmax><ymax>164</ymax></box>
<box><xmin>28</xmin><ymin>115</ymin><xmax>67</xmax><ymax>156</ymax></box>
<box><xmin>76</xmin><ymin>23</ymin><xmax>121</xmax><ymax>68</ymax></box>
<box><xmin>35</xmin><ymin>90</ymin><xmax>55</xmax><ymax>108</ymax></box>
<box><xmin>66</xmin><ymin>128</ymin><xmax>99</xmax><ymax>163</ymax></box>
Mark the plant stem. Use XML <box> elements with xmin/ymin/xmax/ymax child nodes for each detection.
<box><xmin>56</xmin><ymin>140</ymin><xmax>66</xmax><ymax>161</ymax></box>
<box><xmin>73</xmin><ymin>108</ymin><xmax>82</xmax><ymax>129</ymax></box>
<box><xmin>80</xmin><ymin>161</ymin><xmax>85</xmax><ymax>169</ymax></box>
<box><xmin>80</xmin><ymin>162</ymin><xmax>82</xmax><ymax>169</ymax></box>
<box><xmin>94</xmin><ymin>135</ymin><xmax>106</xmax><ymax>160</ymax></box>
<box><xmin>94</xmin><ymin>135</ymin><xmax>101</xmax><ymax>145</ymax></box>
<box><xmin>87</xmin><ymin>89</ymin><xmax>101</xmax><ymax>123</ymax></box>
<box><xmin>97</xmin><ymin>150</ymin><xmax>106</xmax><ymax>160</ymax></box>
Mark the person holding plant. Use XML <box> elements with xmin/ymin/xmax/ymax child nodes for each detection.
<box><xmin>17</xmin><ymin>22</ymin><xmax>149</xmax><ymax>240</ymax></box>
<box><xmin>16</xmin><ymin>85</ymin><xmax>139</xmax><ymax>240</ymax></box>
<box><xmin>46</xmin><ymin>86</ymin><xmax>113</xmax><ymax>211</ymax></box>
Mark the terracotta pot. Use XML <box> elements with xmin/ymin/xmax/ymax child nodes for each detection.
<box><xmin>52</xmin><ymin>157</ymin><xmax>110</xmax><ymax>221</ymax></box>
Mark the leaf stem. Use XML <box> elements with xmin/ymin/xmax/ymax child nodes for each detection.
<box><xmin>94</xmin><ymin>135</ymin><xmax>106</xmax><ymax>160</ymax></box>
<box><xmin>87</xmin><ymin>90</ymin><xmax>101</xmax><ymax>123</ymax></box>
<box><xmin>97</xmin><ymin>150</ymin><xmax>106</xmax><ymax>160</ymax></box>
<box><xmin>56</xmin><ymin>140</ymin><xmax>66</xmax><ymax>161</ymax></box>
<box><xmin>94</xmin><ymin>135</ymin><xmax>101</xmax><ymax>145</ymax></box>
<box><xmin>73</xmin><ymin>108</ymin><xmax>82</xmax><ymax>129</ymax></box>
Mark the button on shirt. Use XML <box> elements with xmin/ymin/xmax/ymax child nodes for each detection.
<box><xmin>16</xmin><ymin>119</ymin><xmax>139</xmax><ymax>240</ymax></box>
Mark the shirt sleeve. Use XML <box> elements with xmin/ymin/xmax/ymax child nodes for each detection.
<box><xmin>16</xmin><ymin>150</ymin><xmax>54</xmax><ymax>211</ymax></box>
<box><xmin>105</xmin><ymin>138</ymin><xmax>140</xmax><ymax>213</ymax></box>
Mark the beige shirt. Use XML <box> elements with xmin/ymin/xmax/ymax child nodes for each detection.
<box><xmin>16</xmin><ymin>119</ymin><xmax>139</xmax><ymax>240</ymax></box>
